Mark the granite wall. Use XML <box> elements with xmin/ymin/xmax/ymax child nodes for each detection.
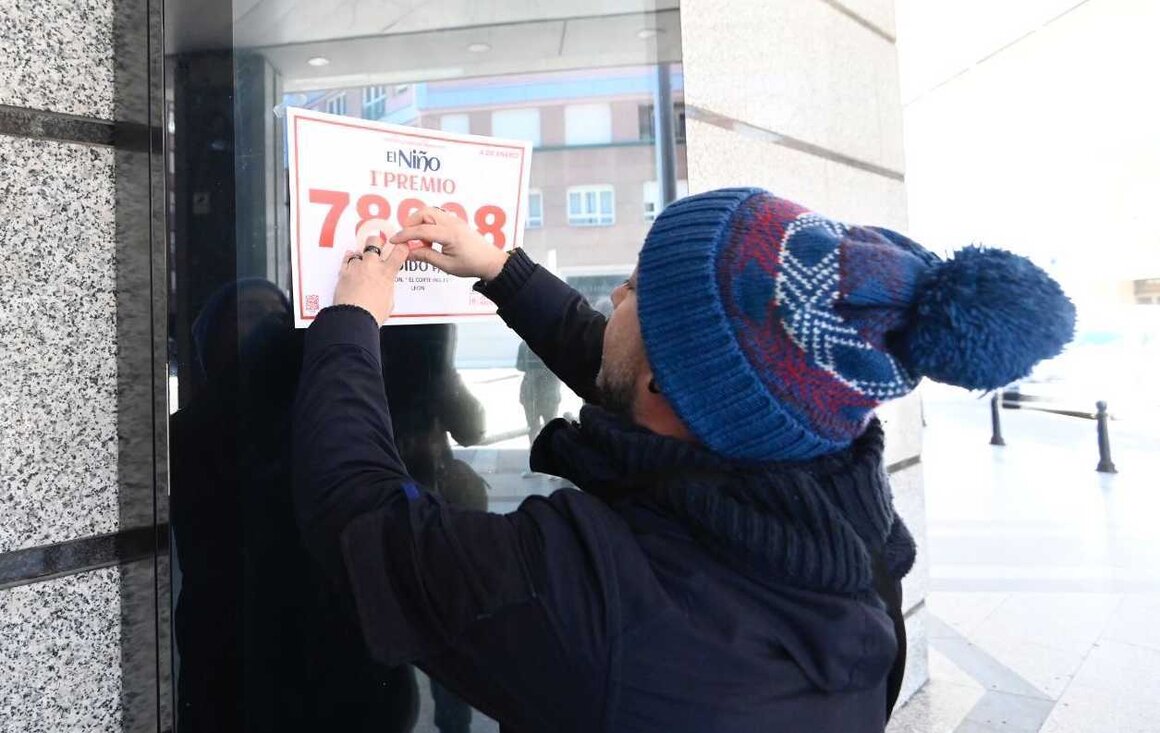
<box><xmin>0</xmin><ymin>0</ymin><xmax>164</xmax><ymax>730</ymax></box>
<box><xmin>680</xmin><ymin>0</ymin><xmax>931</xmax><ymax>706</ymax></box>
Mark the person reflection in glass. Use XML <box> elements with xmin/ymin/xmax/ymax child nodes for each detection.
<box><xmin>170</xmin><ymin>279</ymin><xmax>420</xmax><ymax>732</ymax></box>
<box><xmin>515</xmin><ymin>341</ymin><xmax>560</xmax><ymax>445</ymax></box>
<box><xmin>379</xmin><ymin>323</ymin><xmax>490</xmax><ymax>733</ymax></box>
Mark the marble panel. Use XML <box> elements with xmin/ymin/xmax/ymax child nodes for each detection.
<box><xmin>0</xmin><ymin>0</ymin><xmax>115</xmax><ymax>119</ymax></box>
<box><xmin>0</xmin><ymin>568</ymin><xmax>122</xmax><ymax>731</ymax></box>
<box><xmin>0</xmin><ymin>136</ymin><xmax>118</xmax><ymax>552</ymax></box>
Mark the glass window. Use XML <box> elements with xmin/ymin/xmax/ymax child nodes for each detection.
<box><xmin>568</xmin><ymin>185</ymin><xmax>616</xmax><ymax>226</ymax></box>
<box><xmin>164</xmin><ymin>3</ymin><xmax>684</xmax><ymax>729</ymax></box>
<box><xmin>527</xmin><ymin>190</ymin><xmax>543</xmax><ymax>228</ymax></box>
<box><xmin>324</xmin><ymin>94</ymin><xmax>347</xmax><ymax>116</ymax></box>
<box><xmin>567</xmin><ymin>273</ymin><xmax>631</xmax><ymax>313</ymax></box>
<box><xmin>491</xmin><ymin>108</ymin><xmax>541</xmax><ymax>147</ymax></box>
<box><xmin>362</xmin><ymin>85</ymin><xmax>388</xmax><ymax>120</ymax></box>
<box><xmin>639</xmin><ymin>102</ymin><xmax>687</xmax><ymax>143</ymax></box>
<box><xmin>565</xmin><ymin>103</ymin><xmax>613</xmax><ymax>146</ymax></box>
<box><xmin>440</xmin><ymin>113</ymin><xmax>470</xmax><ymax>134</ymax></box>
<box><xmin>643</xmin><ymin>179</ymin><xmax>690</xmax><ymax>221</ymax></box>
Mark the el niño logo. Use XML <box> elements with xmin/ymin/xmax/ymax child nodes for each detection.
<box><xmin>385</xmin><ymin>148</ymin><xmax>441</xmax><ymax>172</ymax></box>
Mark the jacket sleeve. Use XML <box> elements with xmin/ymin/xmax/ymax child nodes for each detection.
<box><xmin>292</xmin><ymin>305</ymin><xmax>543</xmax><ymax>662</ymax></box>
<box><xmin>476</xmin><ymin>249</ymin><xmax>608</xmax><ymax>405</ymax></box>
<box><xmin>293</xmin><ymin>304</ymin><xmax>631</xmax><ymax>728</ymax></box>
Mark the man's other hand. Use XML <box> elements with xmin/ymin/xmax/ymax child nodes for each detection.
<box><xmin>333</xmin><ymin>243</ymin><xmax>410</xmax><ymax>325</ymax></box>
<box><xmin>389</xmin><ymin>206</ymin><xmax>508</xmax><ymax>281</ymax></box>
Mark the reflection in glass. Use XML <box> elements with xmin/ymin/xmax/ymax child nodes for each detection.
<box><xmin>165</xmin><ymin>1</ymin><xmax>684</xmax><ymax>729</ymax></box>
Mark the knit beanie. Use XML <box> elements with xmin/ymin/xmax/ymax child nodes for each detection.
<box><xmin>637</xmin><ymin>188</ymin><xmax>1075</xmax><ymax>462</ymax></box>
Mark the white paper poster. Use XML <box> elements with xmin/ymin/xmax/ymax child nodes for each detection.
<box><xmin>286</xmin><ymin>107</ymin><xmax>533</xmax><ymax>327</ymax></box>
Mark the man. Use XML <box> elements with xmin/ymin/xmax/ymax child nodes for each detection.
<box><xmin>293</xmin><ymin>189</ymin><xmax>1075</xmax><ymax>732</ymax></box>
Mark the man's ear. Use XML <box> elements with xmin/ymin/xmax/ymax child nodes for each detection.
<box><xmin>634</xmin><ymin>369</ymin><xmax>697</xmax><ymax>443</ymax></box>
<box><xmin>636</xmin><ymin>366</ymin><xmax>658</xmax><ymax>398</ymax></box>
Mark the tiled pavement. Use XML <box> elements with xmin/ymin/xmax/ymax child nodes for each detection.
<box><xmin>887</xmin><ymin>387</ymin><xmax>1160</xmax><ymax>733</ymax></box>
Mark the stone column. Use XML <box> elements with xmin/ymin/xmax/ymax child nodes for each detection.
<box><xmin>0</xmin><ymin>0</ymin><xmax>163</xmax><ymax>729</ymax></box>
<box><xmin>679</xmin><ymin>0</ymin><xmax>929</xmax><ymax>705</ymax></box>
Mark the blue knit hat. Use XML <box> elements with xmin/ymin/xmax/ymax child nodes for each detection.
<box><xmin>637</xmin><ymin>188</ymin><xmax>1075</xmax><ymax>462</ymax></box>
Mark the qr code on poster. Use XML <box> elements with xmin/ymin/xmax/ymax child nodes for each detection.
<box><xmin>305</xmin><ymin>294</ymin><xmax>320</xmax><ymax>313</ymax></box>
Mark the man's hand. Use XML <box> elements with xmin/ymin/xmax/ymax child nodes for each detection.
<box><xmin>389</xmin><ymin>206</ymin><xmax>508</xmax><ymax>281</ymax></box>
<box><xmin>333</xmin><ymin>243</ymin><xmax>410</xmax><ymax>325</ymax></box>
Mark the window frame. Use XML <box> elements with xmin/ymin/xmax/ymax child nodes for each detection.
<box><xmin>362</xmin><ymin>85</ymin><xmax>388</xmax><ymax>120</ymax></box>
<box><xmin>567</xmin><ymin>185</ymin><xmax>616</xmax><ymax>227</ymax></box>
<box><xmin>324</xmin><ymin>94</ymin><xmax>347</xmax><ymax>116</ymax></box>
<box><xmin>439</xmin><ymin>113</ymin><xmax>471</xmax><ymax>134</ymax></box>
<box><xmin>490</xmin><ymin>107</ymin><xmax>542</xmax><ymax>148</ymax></box>
<box><xmin>526</xmin><ymin>189</ymin><xmax>544</xmax><ymax>229</ymax></box>
<box><xmin>638</xmin><ymin>102</ymin><xmax>687</xmax><ymax>144</ymax></box>
<box><xmin>564</xmin><ymin>102</ymin><xmax>614</xmax><ymax>146</ymax></box>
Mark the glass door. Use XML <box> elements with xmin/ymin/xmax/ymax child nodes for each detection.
<box><xmin>163</xmin><ymin>1</ymin><xmax>685</xmax><ymax>729</ymax></box>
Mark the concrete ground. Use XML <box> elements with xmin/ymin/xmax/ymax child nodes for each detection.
<box><xmin>887</xmin><ymin>386</ymin><xmax>1160</xmax><ymax>733</ymax></box>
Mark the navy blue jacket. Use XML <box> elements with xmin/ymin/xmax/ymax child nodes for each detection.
<box><xmin>292</xmin><ymin>251</ymin><xmax>912</xmax><ymax>732</ymax></box>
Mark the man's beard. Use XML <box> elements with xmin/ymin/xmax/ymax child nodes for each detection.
<box><xmin>595</xmin><ymin>365</ymin><xmax>636</xmax><ymax>418</ymax></box>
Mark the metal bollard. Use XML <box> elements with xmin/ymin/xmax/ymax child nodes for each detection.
<box><xmin>990</xmin><ymin>392</ymin><xmax>1006</xmax><ymax>446</ymax></box>
<box><xmin>1095</xmin><ymin>401</ymin><xmax>1117</xmax><ymax>474</ymax></box>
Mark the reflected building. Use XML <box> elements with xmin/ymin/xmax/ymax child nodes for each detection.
<box><xmin>291</xmin><ymin>68</ymin><xmax>688</xmax><ymax>368</ymax></box>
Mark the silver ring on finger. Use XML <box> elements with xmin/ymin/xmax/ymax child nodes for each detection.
<box><xmin>346</xmin><ymin>253</ymin><xmax>363</xmax><ymax>263</ymax></box>
<box><xmin>362</xmin><ymin>244</ymin><xmax>382</xmax><ymax>257</ymax></box>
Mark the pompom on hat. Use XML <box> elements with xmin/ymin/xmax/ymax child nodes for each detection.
<box><xmin>637</xmin><ymin>188</ymin><xmax>1076</xmax><ymax>462</ymax></box>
